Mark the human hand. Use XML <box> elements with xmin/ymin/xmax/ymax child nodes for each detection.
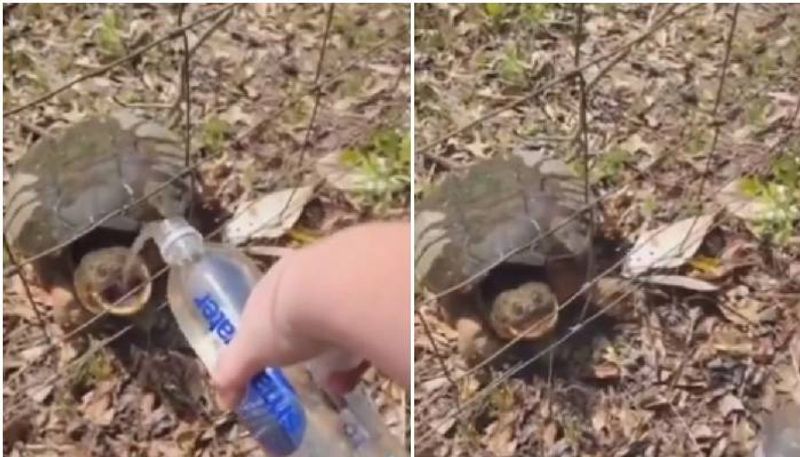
<box><xmin>213</xmin><ymin>222</ymin><xmax>410</xmax><ymax>410</ymax></box>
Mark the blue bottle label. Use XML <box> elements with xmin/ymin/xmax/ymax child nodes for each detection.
<box><xmin>194</xmin><ymin>293</ymin><xmax>307</xmax><ymax>455</ymax></box>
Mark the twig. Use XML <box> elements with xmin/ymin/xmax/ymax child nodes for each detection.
<box><xmin>584</xmin><ymin>4</ymin><xmax>681</xmax><ymax>92</ymax></box>
<box><xmin>680</xmin><ymin>4</ymin><xmax>739</xmax><ymax>250</ymax></box>
<box><xmin>3</xmin><ymin>4</ymin><xmax>236</xmax><ymax>118</ymax></box>
<box><xmin>18</xmin><ymin>121</ymin><xmax>50</xmax><ymax>139</ymax></box>
<box><xmin>297</xmin><ymin>4</ymin><xmax>335</xmax><ymax>167</ymax></box>
<box><xmin>278</xmin><ymin>4</ymin><xmax>334</xmax><ymax>221</ymax></box>
<box><xmin>418</xmin><ymin>148</ymin><xmax>462</xmax><ymax>170</ymax></box>
<box><xmin>668</xmin><ymin>401</ymin><xmax>702</xmax><ymax>454</ymax></box>
<box><xmin>415</xmin><ymin>308</ymin><xmax>460</xmax><ymax>404</ymax></box>
<box><xmin>177</xmin><ymin>5</ymin><xmax>196</xmax><ymax>223</ymax></box>
<box><xmin>168</xmin><ymin>5</ymin><xmax>235</xmax><ymax>125</ymax></box>
<box><xmin>572</xmin><ymin>3</ymin><xmax>597</xmax><ymax>324</ymax></box>
<box><xmin>111</xmin><ymin>98</ymin><xmax>172</xmax><ymax>110</ymax></box>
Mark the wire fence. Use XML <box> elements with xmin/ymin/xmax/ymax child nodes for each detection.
<box><xmin>414</xmin><ymin>4</ymin><xmax>799</xmax><ymax>454</ymax></box>
<box><xmin>3</xmin><ymin>3</ymin><xmax>409</xmax><ymax>453</ymax></box>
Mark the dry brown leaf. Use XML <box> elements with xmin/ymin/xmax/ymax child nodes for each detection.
<box><xmin>624</xmin><ymin>213</ymin><xmax>716</xmax><ymax>276</ymax></box>
<box><xmin>435</xmin><ymin>416</ymin><xmax>456</xmax><ymax>436</ymax></box>
<box><xmin>716</xmin><ymin>180</ymin><xmax>771</xmax><ymax>222</ymax></box>
<box><xmin>20</xmin><ymin>344</ymin><xmax>49</xmax><ymax>361</ymax></box>
<box><xmin>484</xmin><ymin>415</ymin><xmax>518</xmax><ymax>457</ymax></box>
<box><xmin>710</xmin><ymin>325</ymin><xmax>757</xmax><ymax>356</ymax></box>
<box><xmin>421</xmin><ymin>377</ymin><xmax>451</xmax><ymax>392</ymax></box>
<box><xmin>640</xmin><ymin>274</ymin><xmax>719</xmax><ymax>291</ymax></box>
<box><xmin>543</xmin><ymin>421</ymin><xmax>559</xmax><ymax>448</ymax></box>
<box><xmin>223</xmin><ymin>185</ymin><xmax>314</xmax><ymax>244</ymax></box>
<box><xmin>721</xmin><ymin>286</ymin><xmax>777</xmax><ymax>326</ymax></box>
<box><xmin>82</xmin><ymin>385</ymin><xmax>115</xmax><ymax>426</ymax></box>
<box><xmin>26</xmin><ymin>384</ymin><xmax>53</xmax><ymax>404</ymax></box>
<box><xmin>718</xmin><ymin>393</ymin><xmax>745</xmax><ymax>417</ymax></box>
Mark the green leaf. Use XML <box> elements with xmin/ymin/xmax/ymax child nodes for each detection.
<box><xmin>484</xmin><ymin>3</ymin><xmax>506</xmax><ymax>19</ymax></box>
<box><xmin>340</xmin><ymin>148</ymin><xmax>364</xmax><ymax>167</ymax></box>
<box><xmin>739</xmin><ymin>177</ymin><xmax>764</xmax><ymax>198</ymax></box>
<box><xmin>399</xmin><ymin>133</ymin><xmax>411</xmax><ymax>164</ymax></box>
<box><xmin>202</xmin><ymin>117</ymin><xmax>231</xmax><ymax>154</ymax></box>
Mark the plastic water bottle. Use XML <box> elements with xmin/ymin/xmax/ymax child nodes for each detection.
<box><xmin>132</xmin><ymin>217</ymin><xmax>406</xmax><ymax>457</ymax></box>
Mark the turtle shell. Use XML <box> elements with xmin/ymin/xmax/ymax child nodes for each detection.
<box><xmin>4</xmin><ymin>110</ymin><xmax>191</xmax><ymax>259</ymax></box>
<box><xmin>415</xmin><ymin>144</ymin><xmax>592</xmax><ymax>295</ymax></box>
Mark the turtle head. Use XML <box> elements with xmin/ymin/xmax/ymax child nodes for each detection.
<box><xmin>73</xmin><ymin>246</ymin><xmax>152</xmax><ymax>317</ymax></box>
<box><xmin>488</xmin><ymin>281</ymin><xmax>558</xmax><ymax>340</ymax></box>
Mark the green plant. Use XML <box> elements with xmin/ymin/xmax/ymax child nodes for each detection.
<box><xmin>519</xmin><ymin>4</ymin><xmax>551</xmax><ymax>25</ymax></box>
<box><xmin>499</xmin><ymin>45</ymin><xmax>526</xmax><ymax>85</ymax></box>
<box><xmin>71</xmin><ymin>350</ymin><xmax>115</xmax><ymax>393</ymax></box>
<box><xmin>340</xmin><ymin>128</ymin><xmax>410</xmax><ymax>213</ymax></box>
<box><xmin>97</xmin><ymin>10</ymin><xmax>124</xmax><ymax>58</ymax></box>
<box><xmin>746</xmin><ymin>96</ymin><xmax>770</xmax><ymax>127</ymax></box>
<box><xmin>201</xmin><ymin>116</ymin><xmax>231</xmax><ymax>155</ymax></box>
<box><xmin>484</xmin><ymin>3</ymin><xmax>551</xmax><ymax>25</ymax></box>
<box><xmin>641</xmin><ymin>195</ymin><xmax>658</xmax><ymax>218</ymax></box>
<box><xmin>687</xmin><ymin>126</ymin><xmax>709</xmax><ymax>157</ymax></box>
<box><xmin>594</xmin><ymin>146</ymin><xmax>634</xmax><ymax>184</ymax></box>
<box><xmin>488</xmin><ymin>383</ymin><xmax>516</xmax><ymax>413</ymax></box>
<box><xmin>740</xmin><ymin>153</ymin><xmax>800</xmax><ymax>244</ymax></box>
<box><xmin>483</xmin><ymin>3</ymin><xmax>506</xmax><ymax>20</ymax></box>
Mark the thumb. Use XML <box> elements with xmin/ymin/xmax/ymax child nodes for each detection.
<box><xmin>213</xmin><ymin>320</ymin><xmax>277</xmax><ymax>410</ymax></box>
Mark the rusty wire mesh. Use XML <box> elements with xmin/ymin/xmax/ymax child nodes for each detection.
<box><xmin>3</xmin><ymin>4</ymin><xmax>409</xmax><ymax>455</ymax></box>
<box><xmin>414</xmin><ymin>4</ymin><xmax>799</xmax><ymax>455</ymax></box>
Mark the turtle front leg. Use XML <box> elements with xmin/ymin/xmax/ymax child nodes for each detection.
<box><xmin>27</xmin><ymin>255</ymin><xmax>90</xmax><ymax>329</ymax></box>
<box><xmin>591</xmin><ymin>276</ymin><xmax>639</xmax><ymax>321</ymax></box>
<box><xmin>439</xmin><ymin>291</ymin><xmax>503</xmax><ymax>364</ymax></box>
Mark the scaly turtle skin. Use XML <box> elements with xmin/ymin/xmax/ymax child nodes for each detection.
<box><xmin>4</xmin><ymin>110</ymin><xmax>192</xmax><ymax>320</ymax></box>
<box><xmin>416</xmin><ymin>144</ymin><xmax>623</xmax><ymax>363</ymax></box>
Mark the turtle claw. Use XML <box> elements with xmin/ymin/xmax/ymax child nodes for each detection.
<box><xmin>73</xmin><ymin>247</ymin><xmax>152</xmax><ymax>317</ymax></box>
<box><xmin>455</xmin><ymin>317</ymin><xmax>503</xmax><ymax>365</ymax></box>
<box><xmin>49</xmin><ymin>285</ymin><xmax>92</xmax><ymax>330</ymax></box>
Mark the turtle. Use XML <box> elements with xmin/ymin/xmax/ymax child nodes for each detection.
<box><xmin>415</xmin><ymin>143</ymin><xmax>630</xmax><ymax>363</ymax></box>
<box><xmin>4</xmin><ymin>110</ymin><xmax>194</xmax><ymax>325</ymax></box>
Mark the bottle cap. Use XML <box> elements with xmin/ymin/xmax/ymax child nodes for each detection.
<box><xmin>132</xmin><ymin>217</ymin><xmax>204</xmax><ymax>266</ymax></box>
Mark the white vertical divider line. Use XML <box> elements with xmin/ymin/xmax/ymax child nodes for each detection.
<box><xmin>408</xmin><ymin>1</ymin><xmax>416</xmax><ymax>455</ymax></box>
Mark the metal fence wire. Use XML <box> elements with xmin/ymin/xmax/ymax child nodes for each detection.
<box><xmin>413</xmin><ymin>4</ymin><xmax>799</xmax><ymax>455</ymax></box>
<box><xmin>3</xmin><ymin>4</ymin><xmax>409</xmax><ymax>454</ymax></box>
